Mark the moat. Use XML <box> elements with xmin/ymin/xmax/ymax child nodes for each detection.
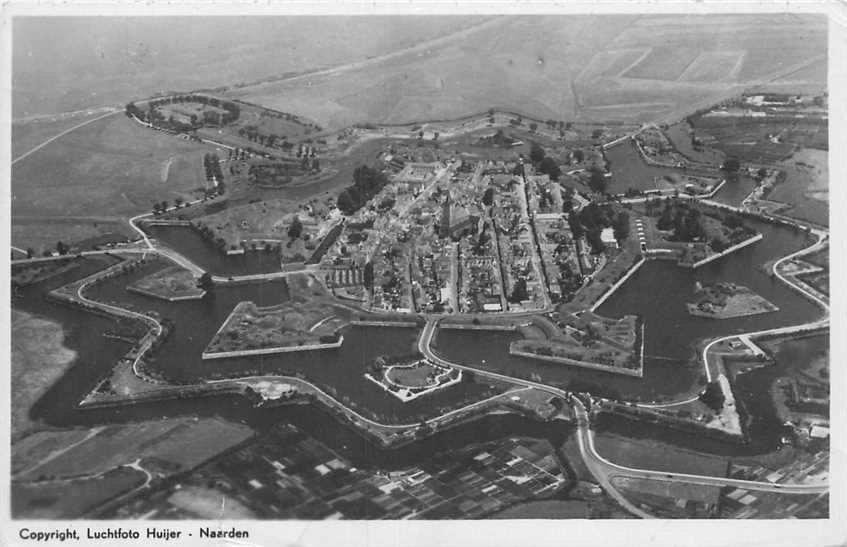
<box><xmin>13</xmin><ymin>204</ymin><xmax>823</xmax><ymax>458</ymax></box>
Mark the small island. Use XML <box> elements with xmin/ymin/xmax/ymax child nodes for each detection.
<box><xmin>203</xmin><ymin>301</ymin><xmax>341</xmax><ymax>359</ymax></box>
<box><xmin>126</xmin><ymin>265</ymin><xmax>206</xmax><ymax>301</ymax></box>
<box><xmin>686</xmin><ymin>282</ymin><xmax>779</xmax><ymax>319</ymax></box>
<box><xmin>365</xmin><ymin>354</ymin><xmax>462</xmax><ymax>402</ymax></box>
<box><xmin>509</xmin><ymin>313</ymin><xmax>644</xmax><ymax>377</ymax></box>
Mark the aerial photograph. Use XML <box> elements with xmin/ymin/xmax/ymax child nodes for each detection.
<box><xmin>7</xmin><ymin>11</ymin><xmax>832</xmax><ymax>528</ymax></box>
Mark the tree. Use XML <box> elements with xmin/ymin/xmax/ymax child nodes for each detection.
<box><xmin>722</xmin><ymin>157</ymin><xmax>741</xmax><ymax>173</ymax></box>
<box><xmin>699</xmin><ymin>381</ymin><xmax>725</xmax><ymax>412</ymax></box>
<box><xmin>710</xmin><ymin>238</ymin><xmax>729</xmax><ymax>253</ymax></box>
<box><xmin>56</xmin><ymin>241</ymin><xmax>68</xmax><ymax>255</ymax></box>
<box><xmin>482</xmin><ymin>187</ymin><xmax>495</xmax><ymax>207</ymax></box>
<box><xmin>363</xmin><ymin>261</ymin><xmax>374</xmax><ymax>289</ymax></box>
<box><xmin>588</xmin><ymin>168</ymin><xmax>607</xmax><ymax>193</ymax></box>
<box><xmin>26</xmin><ymin>248</ymin><xmax>34</xmax><ymax>259</ymax></box>
<box><xmin>573</xmin><ymin>149</ymin><xmax>585</xmax><ymax>163</ymax></box>
<box><xmin>613</xmin><ymin>212</ymin><xmax>630</xmax><ymax>240</ymax></box>
<box><xmin>288</xmin><ymin>216</ymin><xmax>303</xmax><ymax>239</ymax></box>
<box><xmin>757</xmin><ymin>167</ymin><xmax>768</xmax><ymax>180</ymax></box>
<box><xmin>509</xmin><ymin>278</ymin><xmax>529</xmax><ymax>303</ymax></box>
<box><xmin>586</xmin><ymin>229</ymin><xmax>606</xmax><ymax>254</ymax></box>
<box><xmin>568</xmin><ymin>213</ymin><xmax>585</xmax><ymax>239</ymax></box>
<box><xmin>174</xmin><ymin>197</ymin><xmax>183</xmax><ymax>208</ymax></box>
<box><xmin>337</xmin><ymin>189</ymin><xmax>357</xmax><ymax>215</ymax></box>
<box><xmin>529</xmin><ymin>142</ymin><xmax>546</xmax><ymax>165</ymax></box>
<box><xmin>529</xmin><ymin>122</ymin><xmax>538</xmax><ymax>132</ymax></box>
<box><xmin>197</xmin><ymin>272</ymin><xmax>214</xmax><ymax>292</ymax></box>
<box><xmin>538</xmin><ymin>157</ymin><xmax>561</xmax><ymax>181</ymax></box>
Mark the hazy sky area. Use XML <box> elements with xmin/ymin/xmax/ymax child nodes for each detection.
<box><xmin>12</xmin><ymin>16</ymin><xmax>486</xmax><ymax>118</ymax></box>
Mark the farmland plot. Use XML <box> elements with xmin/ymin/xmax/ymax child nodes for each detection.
<box><xmin>678</xmin><ymin>51</ymin><xmax>745</xmax><ymax>82</ymax></box>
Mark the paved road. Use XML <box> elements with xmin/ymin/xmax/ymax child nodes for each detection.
<box><xmin>572</xmin><ymin>400</ymin><xmax>827</xmax><ymax>495</ymax></box>
<box><xmin>417</xmin><ymin>318</ymin><xmax>827</xmax><ymax>517</ymax></box>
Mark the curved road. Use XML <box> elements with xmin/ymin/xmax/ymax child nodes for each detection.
<box><xmin>417</xmin><ymin>317</ymin><xmax>827</xmax><ymax>518</ymax></box>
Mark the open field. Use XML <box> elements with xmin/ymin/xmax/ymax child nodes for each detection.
<box><xmin>13</xmin><ymin>16</ymin><xmax>487</xmax><ymax>119</ymax></box>
<box><xmin>11</xmin><ymin>115</ymin><xmax>212</xmax><ymax>249</ymax></box>
<box><xmin>491</xmin><ymin>499</ymin><xmax>589</xmax><ymax>519</ymax></box>
<box><xmin>678</xmin><ymin>51</ymin><xmax>745</xmax><ymax>83</ymax></box>
<box><xmin>12</xmin><ymin>467</ymin><xmax>146</xmax><ymax>518</ymax></box>
<box><xmin>607</xmin><ymin>15</ymin><xmax>826</xmax><ymax>82</ymax></box>
<box><xmin>13</xmin><ymin>417</ymin><xmax>254</xmax><ymax>481</ymax></box>
<box><xmin>690</xmin><ymin>115</ymin><xmax>827</xmax><ymax>164</ymax></box>
<box><xmin>578</xmin><ymin>48</ymin><xmax>650</xmax><ymax>80</ymax></box>
<box><xmin>12</xmin><ymin>110</ymin><xmax>116</xmax><ymax>159</ymax></box>
<box><xmin>11</xmin><ymin>217</ymin><xmax>136</xmax><ymax>256</ymax></box>
<box><xmin>12</xmin><ymin>115</ymin><xmax>211</xmax><ymax>217</ymax></box>
<box><xmin>232</xmin><ymin>15</ymin><xmax>825</xmax><ymax>128</ymax></box>
<box><xmin>10</xmin><ymin>311</ymin><xmax>78</xmax><ymax>438</ymax></box>
<box><xmin>612</xmin><ymin>476</ymin><xmax>721</xmax><ymax>505</ymax></box>
<box><xmin>166</xmin><ymin>486</ymin><xmax>257</xmax><ymax>519</ymax></box>
<box><xmin>623</xmin><ymin>46</ymin><xmax>701</xmax><ymax>81</ymax></box>
<box><xmin>593</xmin><ymin>432</ymin><xmax>729</xmax><ymax>476</ymax></box>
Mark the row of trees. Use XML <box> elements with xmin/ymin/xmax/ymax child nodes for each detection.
<box><xmin>126</xmin><ymin>94</ymin><xmax>240</xmax><ymax>128</ymax></box>
<box><xmin>204</xmin><ymin>153</ymin><xmax>224</xmax><ymax>184</ymax></box>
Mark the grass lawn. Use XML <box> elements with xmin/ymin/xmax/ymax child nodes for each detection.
<box><xmin>12</xmin><ymin>217</ymin><xmax>136</xmax><ymax>256</ymax></box>
<box><xmin>11</xmin><ymin>115</ymin><xmax>212</xmax><ymax>248</ymax></box>
<box><xmin>593</xmin><ymin>432</ymin><xmax>729</xmax><ymax>476</ymax></box>
<box><xmin>490</xmin><ymin>499</ymin><xmax>588</xmax><ymax>518</ymax></box>
<box><xmin>12</xmin><ymin>111</ymin><xmax>115</xmax><ymax>159</ymax></box>
<box><xmin>386</xmin><ymin>362</ymin><xmax>441</xmax><ymax>388</ymax></box>
<box><xmin>167</xmin><ymin>485</ymin><xmax>257</xmax><ymax>519</ymax></box>
<box><xmin>14</xmin><ymin>417</ymin><xmax>254</xmax><ymax>481</ymax></box>
<box><xmin>612</xmin><ymin>475</ymin><xmax>721</xmax><ymax>505</ymax></box>
<box><xmin>12</xmin><ymin>467</ymin><xmax>146</xmax><ymax>518</ymax></box>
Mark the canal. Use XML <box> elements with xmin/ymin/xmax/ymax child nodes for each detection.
<box><xmin>12</xmin><ymin>208</ymin><xmax>824</xmax><ymax>462</ymax></box>
<box><xmin>14</xmin><ymin>256</ymin><xmax>501</xmax><ymax>429</ymax></box>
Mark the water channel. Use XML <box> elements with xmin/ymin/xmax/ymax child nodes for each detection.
<box><xmin>12</xmin><ymin>199</ymin><xmax>825</xmax><ymax>466</ymax></box>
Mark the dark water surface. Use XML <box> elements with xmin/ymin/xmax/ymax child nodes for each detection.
<box><xmin>13</xmin><ymin>206</ymin><xmax>824</xmax><ymax>465</ymax></box>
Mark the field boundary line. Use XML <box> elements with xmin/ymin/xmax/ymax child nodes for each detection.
<box><xmin>12</xmin><ymin>110</ymin><xmax>120</xmax><ymax>166</ymax></box>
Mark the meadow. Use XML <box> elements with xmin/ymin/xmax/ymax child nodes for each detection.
<box><xmin>13</xmin><ymin>16</ymin><xmax>487</xmax><ymax>119</ymax></box>
<box><xmin>11</xmin><ymin>115</ymin><xmax>210</xmax><ymax>248</ymax></box>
